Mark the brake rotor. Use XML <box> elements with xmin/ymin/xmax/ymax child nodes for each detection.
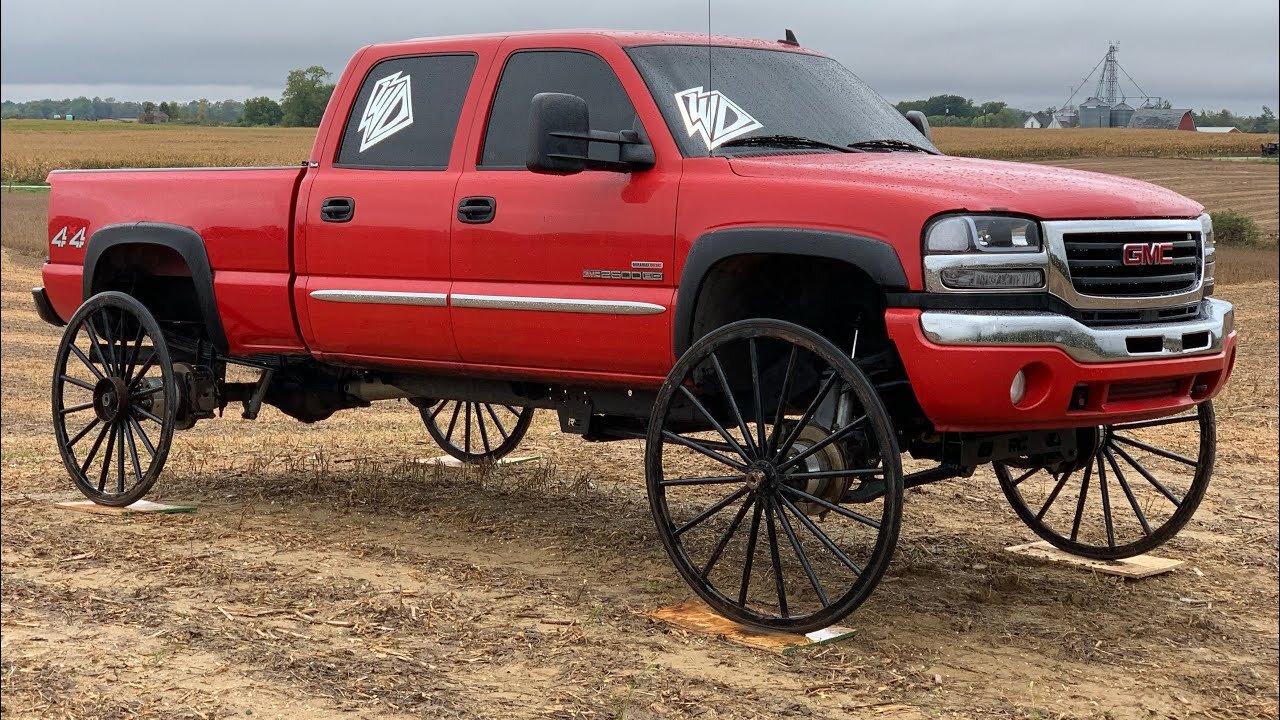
<box><xmin>783</xmin><ymin>423</ymin><xmax>848</xmax><ymax>516</ymax></box>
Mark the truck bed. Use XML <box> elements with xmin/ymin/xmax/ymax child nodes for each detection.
<box><xmin>44</xmin><ymin>166</ymin><xmax>308</xmax><ymax>355</ymax></box>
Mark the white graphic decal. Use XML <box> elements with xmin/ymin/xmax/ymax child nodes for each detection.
<box><xmin>357</xmin><ymin>71</ymin><xmax>414</xmax><ymax>152</ymax></box>
<box><xmin>49</xmin><ymin>226</ymin><xmax>85</xmax><ymax>249</ymax></box>
<box><xmin>673</xmin><ymin>86</ymin><xmax>763</xmax><ymax>150</ymax></box>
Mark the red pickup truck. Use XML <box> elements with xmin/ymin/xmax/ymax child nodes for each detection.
<box><xmin>35</xmin><ymin>30</ymin><xmax>1235</xmax><ymax>632</ymax></box>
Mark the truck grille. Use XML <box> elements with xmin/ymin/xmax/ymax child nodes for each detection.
<box><xmin>1063</xmin><ymin>231</ymin><xmax>1200</xmax><ymax>297</ymax></box>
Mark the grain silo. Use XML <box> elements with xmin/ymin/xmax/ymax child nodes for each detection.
<box><xmin>1109</xmin><ymin>101</ymin><xmax>1134</xmax><ymax>128</ymax></box>
<box><xmin>1079</xmin><ymin>97</ymin><xmax>1112</xmax><ymax>128</ymax></box>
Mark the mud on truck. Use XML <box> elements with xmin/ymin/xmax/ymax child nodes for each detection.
<box><xmin>34</xmin><ymin>30</ymin><xmax>1236</xmax><ymax>632</ymax></box>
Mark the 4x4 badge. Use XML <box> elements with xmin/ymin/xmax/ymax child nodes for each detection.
<box><xmin>674</xmin><ymin>87</ymin><xmax>763</xmax><ymax>151</ymax></box>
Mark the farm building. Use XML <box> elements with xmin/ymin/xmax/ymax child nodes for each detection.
<box><xmin>1079</xmin><ymin>97</ymin><xmax>1111</xmax><ymax>128</ymax></box>
<box><xmin>1197</xmin><ymin>126</ymin><xmax>1240</xmax><ymax>133</ymax></box>
<box><xmin>1126</xmin><ymin>108</ymin><xmax>1196</xmax><ymax>131</ymax></box>
<box><xmin>1047</xmin><ymin>113</ymin><xmax>1078</xmax><ymax>129</ymax></box>
<box><xmin>1023</xmin><ymin>112</ymin><xmax>1054</xmax><ymax>129</ymax></box>
<box><xmin>1023</xmin><ymin>116</ymin><xmax>1041</xmax><ymax>129</ymax></box>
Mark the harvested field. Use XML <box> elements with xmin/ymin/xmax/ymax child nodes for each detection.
<box><xmin>2</xmin><ymin>150</ymin><xmax>1279</xmax><ymax>717</ymax></box>
<box><xmin>935</xmin><ymin>127</ymin><xmax>1279</xmax><ymax>162</ymax></box>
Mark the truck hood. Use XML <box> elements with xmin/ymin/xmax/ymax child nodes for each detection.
<box><xmin>727</xmin><ymin>153</ymin><xmax>1203</xmax><ymax>219</ymax></box>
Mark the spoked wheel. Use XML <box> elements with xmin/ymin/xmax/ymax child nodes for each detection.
<box><xmin>646</xmin><ymin>319</ymin><xmax>903</xmax><ymax>633</ymax></box>
<box><xmin>420</xmin><ymin>400</ymin><xmax>535</xmax><ymax>463</ymax></box>
<box><xmin>52</xmin><ymin>292</ymin><xmax>178</xmax><ymax>506</ymax></box>
<box><xmin>995</xmin><ymin>402</ymin><xmax>1215</xmax><ymax>560</ymax></box>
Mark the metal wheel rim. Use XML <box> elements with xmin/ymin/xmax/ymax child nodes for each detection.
<box><xmin>52</xmin><ymin>292</ymin><xmax>177</xmax><ymax>507</ymax></box>
<box><xmin>646</xmin><ymin>319</ymin><xmax>903</xmax><ymax>633</ymax></box>
<box><xmin>995</xmin><ymin>402</ymin><xmax>1215</xmax><ymax>560</ymax></box>
<box><xmin>421</xmin><ymin>400</ymin><xmax>534</xmax><ymax>463</ymax></box>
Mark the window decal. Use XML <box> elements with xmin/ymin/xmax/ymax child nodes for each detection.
<box><xmin>673</xmin><ymin>86</ymin><xmax>762</xmax><ymax>150</ymax></box>
<box><xmin>358</xmin><ymin>71</ymin><xmax>414</xmax><ymax>152</ymax></box>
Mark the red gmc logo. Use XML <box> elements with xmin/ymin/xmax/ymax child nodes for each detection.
<box><xmin>1122</xmin><ymin>242</ymin><xmax>1174</xmax><ymax>266</ymax></box>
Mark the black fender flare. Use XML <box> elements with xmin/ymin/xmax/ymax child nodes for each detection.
<box><xmin>82</xmin><ymin>222</ymin><xmax>228</xmax><ymax>352</ymax></box>
<box><xmin>673</xmin><ymin>227</ymin><xmax>909</xmax><ymax>357</ymax></box>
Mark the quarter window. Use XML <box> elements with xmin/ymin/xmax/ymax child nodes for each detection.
<box><xmin>336</xmin><ymin>53</ymin><xmax>477</xmax><ymax>169</ymax></box>
<box><xmin>481</xmin><ymin>50</ymin><xmax>639</xmax><ymax>168</ymax></box>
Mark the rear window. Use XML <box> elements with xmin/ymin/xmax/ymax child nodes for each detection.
<box><xmin>336</xmin><ymin>53</ymin><xmax>477</xmax><ymax>169</ymax></box>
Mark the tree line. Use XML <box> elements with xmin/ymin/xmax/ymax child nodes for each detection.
<box><xmin>1</xmin><ymin>66</ymin><xmax>336</xmax><ymax>128</ymax></box>
<box><xmin>895</xmin><ymin>94</ymin><xmax>1278</xmax><ymax>132</ymax></box>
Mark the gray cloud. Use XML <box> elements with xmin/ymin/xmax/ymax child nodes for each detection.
<box><xmin>2</xmin><ymin>0</ymin><xmax>1276</xmax><ymax>113</ymax></box>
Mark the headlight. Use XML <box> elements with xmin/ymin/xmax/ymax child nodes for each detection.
<box><xmin>1199</xmin><ymin>212</ymin><xmax>1215</xmax><ymax>262</ymax></box>
<box><xmin>926</xmin><ymin>215</ymin><xmax>1042</xmax><ymax>254</ymax></box>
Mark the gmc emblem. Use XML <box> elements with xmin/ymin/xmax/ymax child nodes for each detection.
<box><xmin>1122</xmin><ymin>242</ymin><xmax>1174</xmax><ymax>266</ymax></box>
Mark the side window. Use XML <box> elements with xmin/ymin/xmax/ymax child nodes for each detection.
<box><xmin>336</xmin><ymin>53</ymin><xmax>478</xmax><ymax>169</ymax></box>
<box><xmin>481</xmin><ymin>50</ymin><xmax>638</xmax><ymax>168</ymax></box>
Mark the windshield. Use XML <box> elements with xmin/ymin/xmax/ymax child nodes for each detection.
<box><xmin>625</xmin><ymin>45</ymin><xmax>938</xmax><ymax>157</ymax></box>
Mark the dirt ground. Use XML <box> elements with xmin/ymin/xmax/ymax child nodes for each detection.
<box><xmin>3</xmin><ymin>163</ymin><xmax>1279</xmax><ymax>718</ymax></box>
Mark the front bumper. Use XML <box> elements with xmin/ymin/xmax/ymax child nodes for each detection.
<box><xmin>885</xmin><ymin>302</ymin><xmax>1237</xmax><ymax>432</ymax></box>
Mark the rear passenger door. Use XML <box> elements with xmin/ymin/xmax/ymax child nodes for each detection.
<box><xmin>299</xmin><ymin>53</ymin><xmax>478</xmax><ymax>361</ymax></box>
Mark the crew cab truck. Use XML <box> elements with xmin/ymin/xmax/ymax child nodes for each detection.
<box><xmin>35</xmin><ymin>30</ymin><xmax>1236</xmax><ymax>633</ymax></box>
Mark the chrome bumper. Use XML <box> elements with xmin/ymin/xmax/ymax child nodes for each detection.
<box><xmin>919</xmin><ymin>298</ymin><xmax>1234</xmax><ymax>363</ymax></box>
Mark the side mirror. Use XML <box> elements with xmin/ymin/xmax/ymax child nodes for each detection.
<box><xmin>905</xmin><ymin>110</ymin><xmax>932</xmax><ymax>142</ymax></box>
<box><xmin>527</xmin><ymin>92</ymin><xmax>655</xmax><ymax>175</ymax></box>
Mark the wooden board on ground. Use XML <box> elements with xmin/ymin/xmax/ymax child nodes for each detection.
<box><xmin>1005</xmin><ymin>540</ymin><xmax>1182</xmax><ymax>578</ymax></box>
<box><xmin>648</xmin><ymin>599</ymin><xmax>856</xmax><ymax>654</ymax></box>
<box><xmin>416</xmin><ymin>455</ymin><xmax>540</xmax><ymax>468</ymax></box>
<box><xmin>54</xmin><ymin>499</ymin><xmax>197</xmax><ymax>516</ymax></box>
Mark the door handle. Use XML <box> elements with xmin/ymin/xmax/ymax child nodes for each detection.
<box><xmin>320</xmin><ymin>197</ymin><xmax>354</xmax><ymax>223</ymax></box>
<box><xmin>457</xmin><ymin>196</ymin><xmax>496</xmax><ymax>224</ymax></box>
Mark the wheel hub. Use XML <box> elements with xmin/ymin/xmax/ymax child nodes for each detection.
<box><xmin>745</xmin><ymin>463</ymin><xmax>778</xmax><ymax>492</ymax></box>
<box><xmin>93</xmin><ymin>376</ymin><xmax>130</xmax><ymax>423</ymax></box>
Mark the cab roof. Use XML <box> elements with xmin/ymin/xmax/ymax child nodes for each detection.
<box><xmin>383</xmin><ymin>29</ymin><xmax>823</xmax><ymax>54</ymax></box>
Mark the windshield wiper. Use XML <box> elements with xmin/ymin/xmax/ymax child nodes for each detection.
<box><xmin>846</xmin><ymin>139</ymin><xmax>934</xmax><ymax>153</ymax></box>
<box><xmin>717</xmin><ymin>134</ymin><xmax>855</xmax><ymax>154</ymax></box>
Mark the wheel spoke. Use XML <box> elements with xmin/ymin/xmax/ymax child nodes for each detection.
<box><xmin>1111</xmin><ymin>434</ymin><xmax>1198</xmax><ymax>467</ymax></box>
<box><xmin>97</xmin><ymin>424</ymin><xmax>118</xmax><ymax>492</ymax></box>
<box><xmin>674</xmin><ymin>487</ymin><xmax>750</xmax><ymax>537</ymax></box>
<box><xmin>130</xmin><ymin>384</ymin><xmax>165</xmax><ymax>400</ymax></box>
<box><xmin>1069</xmin><ymin>462</ymin><xmax>1093</xmax><ymax>542</ymax></box>
<box><xmin>68</xmin><ymin>343</ymin><xmax>106</xmax><ymax>381</ymax></box>
<box><xmin>82</xmin><ymin>321</ymin><xmax>115</xmax><ymax>377</ymax></box>
<box><xmin>116</xmin><ymin>419</ymin><xmax>126</xmax><ymax>494</ymax></box>
<box><xmin>659</xmin><ymin>475</ymin><xmax>745</xmax><ymax>487</ymax></box>
<box><xmin>444</xmin><ymin>401</ymin><xmax>462</xmax><ymax>445</ymax></box>
<box><xmin>1034</xmin><ymin>470</ymin><xmax>1072</xmax><ymax>521</ymax></box>
<box><xmin>428</xmin><ymin>400</ymin><xmax>449</xmax><ymax>421</ymax></box>
<box><xmin>784</xmin><ymin>467</ymin><xmax>883</xmax><ymax>481</ymax></box>
<box><xmin>129</xmin><ymin>353</ymin><xmax>157</xmax><ymax>387</ymax></box>
<box><xmin>763</xmin><ymin>497</ymin><xmax>789</xmax><ymax>618</ymax></box>
<box><xmin>708</xmin><ymin>352</ymin><xmax>759</xmax><ymax>459</ymax></box>
<box><xmin>78</xmin><ymin>423</ymin><xmax>111</xmax><ymax>476</ymax></box>
<box><xmin>60</xmin><ymin>374</ymin><xmax>96</xmax><ymax>391</ymax></box>
<box><xmin>774</xmin><ymin>494</ymin><xmax>829</xmax><ymax>607</ymax></box>
<box><xmin>661</xmin><ymin>430</ymin><xmax>748</xmax><ymax>472</ymax></box>
<box><xmin>738</xmin><ymin>501</ymin><xmax>764</xmax><ymax>606</ymax></box>
<box><xmin>749</xmin><ymin>339</ymin><xmax>767</xmax><ymax>453</ymax></box>
<box><xmin>765</xmin><ymin>346</ymin><xmax>799</xmax><ymax>457</ymax></box>
<box><xmin>124</xmin><ymin>419</ymin><xmax>145</xmax><ymax>485</ymax></box>
<box><xmin>463</xmin><ymin>402</ymin><xmax>472</xmax><ymax>455</ymax></box>
<box><xmin>1110</xmin><ymin>414</ymin><xmax>1200</xmax><ymax>431</ymax></box>
<box><xmin>1011</xmin><ymin>467</ymin><xmax>1039</xmax><ymax>487</ymax></box>
<box><xmin>1096</xmin><ymin>454</ymin><xmax>1115</xmax><ymax>549</ymax></box>
<box><xmin>122</xmin><ymin>324</ymin><xmax>145</xmax><ymax>384</ymax></box>
<box><xmin>1105</xmin><ymin>449</ymin><xmax>1152</xmax><ymax>536</ymax></box>
<box><xmin>773</xmin><ymin>372</ymin><xmax>840</xmax><ymax>462</ymax></box>
<box><xmin>1110</xmin><ymin>444</ymin><xmax>1184</xmax><ymax>507</ymax></box>
<box><xmin>700</xmin><ymin>495</ymin><xmax>754</xmax><ymax>579</ymax></box>
<box><xmin>128</xmin><ymin>415</ymin><xmax>156</xmax><ymax>458</ymax></box>
<box><xmin>67</xmin><ymin>417</ymin><xmax>101</xmax><ymax>448</ymax></box>
<box><xmin>780</xmin><ymin>484</ymin><xmax>881</xmax><ymax>529</ymax></box>
<box><xmin>483</xmin><ymin>404</ymin><xmax>510</xmax><ymax>441</ymax></box>
<box><xmin>133</xmin><ymin>406</ymin><xmax>164</xmax><ymax>425</ymax></box>
<box><xmin>59</xmin><ymin>401</ymin><xmax>95</xmax><ymax>416</ymax></box>
<box><xmin>778</xmin><ymin>493</ymin><xmax>863</xmax><ymax>576</ymax></box>
<box><xmin>475</xmin><ymin>403</ymin><xmax>493</xmax><ymax>456</ymax></box>
<box><xmin>775</xmin><ymin>416</ymin><xmax>868</xmax><ymax>473</ymax></box>
<box><xmin>678</xmin><ymin>386</ymin><xmax>753</xmax><ymax>464</ymax></box>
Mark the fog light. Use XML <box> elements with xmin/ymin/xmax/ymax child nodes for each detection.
<box><xmin>940</xmin><ymin>268</ymin><xmax>1045</xmax><ymax>289</ymax></box>
<box><xmin>1010</xmin><ymin>370</ymin><xmax>1028</xmax><ymax>405</ymax></box>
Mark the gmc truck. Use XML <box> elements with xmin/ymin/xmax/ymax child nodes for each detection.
<box><xmin>35</xmin><ymin>30</ymin><xmax>1235</xmax><ymax>632</ymax></box>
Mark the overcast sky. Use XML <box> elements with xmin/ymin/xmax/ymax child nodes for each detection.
<box><xmin>2</xmin><ymin>0</ymin><xmax>1277</xmax><ymax>113</ymax></box>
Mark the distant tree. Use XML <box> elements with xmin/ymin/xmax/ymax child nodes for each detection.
<box><xmin>971</xmin><ymin>107</ymin><xmax>1025</xmax><ymax>128</ymax></box>
<box><xmin>158</xmin><ymin>101</ymin><xmax>171</xmax><ymax>116</ymax></box>
<box><xmin>241</xmin><ymin>96</ymin><xmax>284</xmax><ymax>126</ymax></box>
<box><xmin>977</xmin><ymin>101</ymin><xmax>1007</xmax><ymax>116</ymax></box>
<box><xmin>1252</xmin><ymin>106</ymin><xmax>1276</xmax><ymax>134</ymax></box>
<box><xmin>196</xmin><ymin>99</ymin><xmax>210</xmax><ymax>123</ymax></box>
<box><xmin>896</xmin><ymin>94</ymin><xmax>978</xmax><ymax>120</ymax></box>
<box><xmin>143</xmin><ymin>101</ymin><xmax>156</xmax><ymax>113</ymax></box>
<box><xmin>281</xmin><ymin>65</ymin><xmax>335</xmax><ymax>127</ymax></box>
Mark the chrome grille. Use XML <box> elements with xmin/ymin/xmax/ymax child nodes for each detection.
<box><xmin>1064</xmin><ymin>231</ymin><xmax>1200</xmax><ymax>297</ymax></box>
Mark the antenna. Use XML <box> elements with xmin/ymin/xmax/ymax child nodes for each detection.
<box><xmin>778</xmin><ymin>29</ymin><xmax>799</xmax><ymax>46</ymax></box>
<box><xmin>706</xmin><ymin>0</ymin><xmax>713</xmax><ymax>89</ymax></box>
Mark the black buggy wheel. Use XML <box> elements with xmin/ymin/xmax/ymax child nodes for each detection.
<box><xmin>420</xmin><ymin>400</ymin><xmax>535</xmax><ymax>463</ymax></box>
<box><xmin>995</xmin><ymin>402</ymin><xmax>1215</xmax><ymax>560</ymax></box>
<box><xmin>646</xmin><ymin>319</ymin><xmax>903</xmax><ymax>633</ymax></box>
<box><xmin>52</xmin><ymin>292</ymin><xmax>178</xmax><ymax>507</ymax></box>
